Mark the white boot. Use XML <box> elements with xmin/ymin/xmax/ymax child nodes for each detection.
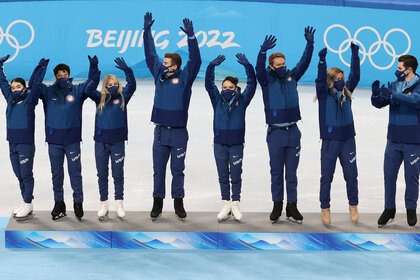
<box><xmin>217</xmin><ymin>200</ymin><xmax>231</xmax><ymax>222</ymax></box>
<box><xmin>97</xmin><ymin>200</ymin><xmax>109</xmax><ymax>221</ymax></box>
<box><xmin>231</xmin><ymin>201</ymin><xmax>243</xmax><ymax>222</ymax></box>
<box><xmin>13</xmin><ymin>203</ymin><xmax>24</xmax><ymax>218</ymax></box>
<box><xmin>116</xmin><ymin>199</ymin><xmax>125</xmax><ymax>219</ymax></box>
<box><xmin>15</xmin><ymin>203</ymin><xmax>33</xmax><ymax>221</ymax></box>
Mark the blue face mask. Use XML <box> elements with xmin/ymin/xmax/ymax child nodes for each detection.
<box><xmin>161</xmin><ymin>64</ymin><xmax>174</xmax><ymax>76</ymax></box>
<box><xmin>12</xmin><ymin>89</ymin><xmax>24</xmax><ymax>100</ymax></box>
<box><xmin>334</xmin><ymin>80</ymin><xmax>345</xmax><ymax>91</ymax></box>
<box><xmin>107</xmin><ymin>86</ymin><xmax>119</xmax><ymax>97</ymax></box>
<box><xmin>221</xmin><ymin>89</ymin><xmax>235</xmax><ymax>101</ymax></box>
<box><xmin>395</xmin><ymin>69</ymin><xmax>407</xmax><ymax>81</ymax></box>
<box><xmin>57</xmin><ymin>78</ymin><xmax>69</xmax><ymax>89</ymax></box>
<box><xmin>274</xmin><ymin>66</ymin><xmax>287</xmax><ymax>79</ymax></box>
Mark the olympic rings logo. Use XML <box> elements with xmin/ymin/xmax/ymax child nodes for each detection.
<box><xmin>0</xmin><ymin>20</ymin><xmax>35</xmax><ymax>63</ymax></box>
<box><xmin>323</xmin><ymin>24</ymin><xmax>411</xmax><ymax>70</ymax></box>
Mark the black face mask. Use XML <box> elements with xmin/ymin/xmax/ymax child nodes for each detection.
<box><xmin>274</xmin><ymin>66</ymin><xmax>287</xmax><ymax>78</ymax></box>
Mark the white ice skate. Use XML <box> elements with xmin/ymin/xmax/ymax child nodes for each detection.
<box><xmin>12</xmin><ymin>203</ymin><xmax>24</xmax><ymax>218</ymax></box>
<box><xmin>231</xmin><ymin>201</ymin><xmax>243</xmax><ymax>223</ymax></box>
<box><xmin>97</xmin><ymin>200</ymin><xmax>109</xmax><ymax>221</ymax></box>
<box><xmin>15</xmin><ymin>203</ymin><xmax>33</xmax><ymax>222</ymax></box>
<box><xmin>116</xmin><ymin>200</ymin><xmax>126</xmax><ymax>220</ymax></box>
<box><xmin>217</xmin><ymin>200</ymin><xmax>231</xmax><ymax>222</ymax></box>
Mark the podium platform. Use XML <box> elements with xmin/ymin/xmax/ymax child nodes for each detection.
<box><xmin>5</xmin><ymin>211</ymin><xmax>420</xmax><ymax>251</ymax></box>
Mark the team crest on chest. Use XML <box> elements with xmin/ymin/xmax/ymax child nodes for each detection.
<box><xmin>66</xmin><ymin>95</ymin><xmax>75</xmax><ymax>102</ymax></box>
<box><xmin>171</xmin><ymin>78</ymin><xmax>180</xmax><ymax>84</ymax></box>
<box><xmin>113</xmin><ymin>99</ymin><xmax>120</xmax><ymax>105</ymax></box>
<box><xmin>235</xmin><ymin>101</ymin><xmax>239</xmax><ymax>106</ymax></box>
<box><xmin>287</xmin><ymin>77</ymin><xmax>292</xmax><ymax>82</ymax></box>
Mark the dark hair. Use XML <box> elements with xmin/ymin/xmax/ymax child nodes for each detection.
<box><xmin>222</xmin><ymin>76</ymin><xmax>238</xmax><ymax>86</ymax></box>
<box><xmin>398</xmin><ymin>55</ymin><xmax>418</xmax><ymax>73</ymax></box>
<box><xmin>164</xmin><ymin>53</ymin><xmax>182</xmax><ymax>69</ymax></box>
<box><xmin>11</xmin><ymin>78</ymin><xmax>26</xmax><ymax>88</ymax></box>
<box><xmin>53</xmin><ymin>64</ymin><xmax>71</xmax><ymax>75</ymax></box>
<box><xmin>269</xmin><ymin>52</ymin><xmax>286</xmax><ymax>66</ymax></box>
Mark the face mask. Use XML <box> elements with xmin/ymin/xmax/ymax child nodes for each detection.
<box><xmin>12</xmin><ymin>89</ymin><xmax>24</xmax><ymax>100</ymax></box>
<box><xmin>161</xmin><ymin>64</ymin><xmax>173</xmax><ymax>76</ymax></box>
<box><xmin>221</xmin><ymin>89</ymin><xmax>235</xmax><ymax>101</ymax></box>
<box><xmin>107</xmin><ymin>86</ymin><xmax>119</xmax><ymax>97</ymax></box>
<box><xmin>57</xmin><ymin>78</ymin><xmax>69</xmax><ymax>89</ymax></box>
<box><xmin>274</xmin><ymin>66</ymin><xmax>287</xmax><ymax>79</ymax></box>
<box><xmin>395</xmin><ymin>69</ymin><xmax>407</xmax><ymax>81</ymax></box>
<box><xmin>334</xmin><ymin>80</ymin><xmax>345</xmax><ymax>91</ymax></box>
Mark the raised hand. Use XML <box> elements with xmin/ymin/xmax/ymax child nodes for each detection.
<box><xmin>39</xmin><ymin>58</ymin><xmax>50</xmax><ymax>68</ymax></box>
<box><xmin>380</xmin><ymin>84</ymin><xmax>392</xmax><ymax>98</ymax></box>
<box><xmin>88</xmin><ymin>55</ymin><xmax>99</xmax><ymax>66</ymax></box>
<box><xmin>144</xmin><ymin>12</ymin><xmax>155</xmax><ymax>30</ymax></box>
<box><xmin>304</xmin><ymin>26</ymin><xmax>316</xmax><ymax>43</ymax></box>
<box><xmin>372</xmin><ymin>80</ymin><xmax>380</xmax><ymax>96</ymax></box>
<box><xmin>260</xmin><ymin>35</ymin><xmax>276</xmax><ymax>52</ymax></box>
<box><xmin>0</xmin><ymin>54</ymin><xmax>10</xmax><ymax>64</ymax></box>
<box><xmin>350</xmin><ymin>42</ymin><xmax>359</xmax><ymax>54</ymax></box>
<box><xmin>318</xmin><ymin>48</ymin><xmax>327</xmax><ymax>60</ymax></box>
<box><xmin>236</xmin><ymin>53</ymin><xmax>250</xmax><ymax>65</ymax></box>
<box><xmin>180</xmin><ymin>18</ymin><xmax>194</xmax><ymax>37</ymax></box>
<box><xmin>114</xmin><ymin>57</ymin><xmax>129</xmax><ymax>71</ymax></box>
<box><xmin>87</xmin><ymin>71</ymin><xmax>101</xmax><ymax>92</ymax></box>
<box><xmin>210</xmin><ymin>55</ymin><xmax>225</xmax><ymax>67</ymax></box>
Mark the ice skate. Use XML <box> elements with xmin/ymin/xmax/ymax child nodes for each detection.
<box><xmin>407</xmin><ymin>209</ymin><xmax>417</xmax><ymax>228</ymax></box>
<box><xmin>217</xmin><ymin>200</ymin><xmax>231</xmax><ymax>222</ymax></box>
<box><xmin>270</xmin><ymin>201</ymin><xmax>283</xmax><ymax>223</ymax></box>
<box><xmin>116</xmin><ymin>199</ymin><xmax>126</xmax><ymax>220</ymax></box>
<box><xmin>377</xmin><ymin>208</ymin><xmax>396</xmax><ymax>228</ymax></box>
<box><xmin>15</xmin><ymin>203</ymin><xmax>33</xmax><ymax>222</ymax></box>
<box><xmin>12</xmin><ymin>203</ymin><xmax>24</xmax><ymax>218</ymax></box>
<box><xmin>231</xmin><ymin>201</ymin><xmax>243</xmax><ymax>223</ymax></box>
<box><xmin>349</xmin><ymin>205</ymin><xmax>359</xmax><ymax>223</ymax></box>
<box><xmin>321</xmin><ymin>208</ymin><xmax>331</xmax><ymax>225</ymax></box>
<box><xmin>286</xmin><ymin>202</ymin><xmax>303</xmax><ymax>224</ymax></box>
<box><xmin>97</xmin><ymin>200</ymin><xmax>109</xmax><ymax>221</ymax></box>
<box><xmin>74</xmin><ymin>202</ymin><xmax>84</xmax><ymax>222</ymax></box>
<box><xmin>150</xmin><ymin>197</ymin><xmax>163</xmax><ymax>221</ymax></box>
<box><xmin>51</xmin><ymin>201</ymin><xmax>67</xmax><ymax>221</ymax></box>
<box><xmin>174</xmin><ymin>197</ymin><xmax>187</xmax><ymax>222</ymax></box>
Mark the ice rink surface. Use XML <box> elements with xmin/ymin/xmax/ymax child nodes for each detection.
<box><xmin>0</xmin><ymin>79</ymin><xmax>403</xmax><ymax>217</ymax></box>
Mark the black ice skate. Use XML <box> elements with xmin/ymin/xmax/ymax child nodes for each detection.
<box><xmin>150</xmin><ymin>197</ymin><xmax>163</xmax><ymax>221</ymax></box>
<box><xmin>74</xmin><ymin>202</ymin><xmax>84</xmax><ymax>222</ymax></box>
<box><xmin>51</xmin><ymin>201</ymin><xmax>67</xmax><ymax>221</ymax></box>
<box><xmin>174</xmin><ymin>198</ymin><xmax>187</xmax><ymax>222</ymax></box>
<box><xmin>270</xmin><ymin>201</ymin><xmax>283</xmax><ymax>223</ymax></box>
<box><xmin>286</xmin><ymin>202</ymin><xmax>303</xmax><ymax>224</ymax></box>
<box><xmin>377</xmin><ymin>208</ymin><xmax>396</xmax><ymax>228</ymax></box>
<box><xmin>407</xmin><ymin>209</ymin><xmax>417</xmax><ymax>228</ymax></box>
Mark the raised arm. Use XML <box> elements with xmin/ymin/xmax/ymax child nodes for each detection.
<box><xmin>205</xmin><ymin>55</ymin><xmax>225</xmax><ymax>107</ymax></box>
<box><xmin>236</xmin><ymin>53</ymin><xmax>256</xmax><ymax>107</ymax></box>
<box><xmin>88</xmin><ymin>55</ymin><xmax>99</xmax><ymax>81</ymax></box>
<box><xmin>0</xmin><ymin>54</ymin><xmax>11</xmax><ymax>101</ymax></box>
<box><xmin>180</xmin><ymin>18</ymin><xmax>202</xmax><ymax>85</ymax></box>
<box><xmin>256</xmin><ymin>35</ymin><xmax>276</xmax><ymax>87</ymax></box>
<box><xmin>143</xmin><ymin>12</ymin><xmax>161</xmax><ymax>79</ymax></box>
<box><xmin>346</xmin><ymin>43</ymin><xmax>360</xmax><ymax>93</ymax></box>
<box><xmin>292</xmin><ymin>26</ymin><xmax>315</xmax><ymax>82</ymax></box>
<box><xmin>28</xmin><ymin>58</ymin><xmax>49</xmax><ymax>104</ymax></box>
<box><xmin>371</xmin><ymin>80</ymin><xmax>390</xmax><ymax>108</ymax></box>
<box><xmin>84</xmin><ymin>71</ymin><xmax>101</xmax><ymax>103</ymax></box>
<box><xmin>115</xmin><ymin>57</ymin><xmax>136</xmax><ymax>102</ymax></box>
<box><xmin>315</xmin><ymin>48</ymin><xmax>328</xmax><ymax>99</ymax></box>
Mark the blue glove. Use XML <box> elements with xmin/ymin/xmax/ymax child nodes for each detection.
<box><xmin>318</xmin><ymin>48</ymin><xmax>327</xmax><ymax>61</ymax></box>
<box><xmin>304</xmin><ymin>26</ymin><xmax>316</xmax><ymax>43</ymax></box>
<box><xmin>0</xmin><ymin>54</ymin><xmax>10</xmax><ymax>65</ymax></box>
<box><xmin>144</xmin><ymin>12</ymin><xmax>155</xmax><ymax>30</ymax></box>
<box><xmin>115</xmin><ymin>57</ymin><xmax>129</xmax><ymax>72</ymax></box>
<box><xmin>371</xmin><ymin>80</ymin><xmax>380</xmax><ymax>96</ymax></box>
<box><xmin>236</xmin><ymin>53</ymin><xmax>250</xmax><ymax>66</ymax></box>
<box><xmin>88</xmin><ymin>55</ymin><xmax>99</xmax><ymax>67</ymax></box>
<box><xmin>380</xmin><ymin>83</ymin><xmax>392</xmax><ymax>99</ymax></box>
<box><xmin>38</xmin><ymin>58</ymin><xmax>49</xmax><ymax>68</ymax></box>
<box><xmin>350</xmin><ymin>42</ymin><xmax>359</xmax><ymax>54</ymax></box>
<box><xmin>87</xmin><ymin>71</ymin><xmax>101</xmax><ymax>93</ymax></box>
<box><xmin>180</xmin><ymin>18</ymin><xmax>194</xmax><ymax>37</ymax></box>
<box><xmin>260</xmin><ymin>35</ymin><xmax>276</xmax><ymax>53</ymax></box>
<box><xmin>209</xmin><ymin>55</ymin><xmax>225</xmax><ymax>67</ymax></box>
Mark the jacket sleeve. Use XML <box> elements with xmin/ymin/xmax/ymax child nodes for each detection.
<box><xmin>122</xmin><ymin>67</ymin><xmax>136</xmax><ymax>103</ymax></box>
<box><xmin>315</xmin><ymin>58</ymin><xmax>328</xmax><ymax>100</ymax></box>
<box><xmin>143</xmin><ymin>29</ymin><xmax>162</xmax><ymax>79</ymax></box>
<box><xmin>256</xmin><ymin>51</ymin><xmax>268</xmax><ymax>87</ymax></box>
<box><xmin>27</xmin><ymin>64</ymin><xmax>47</xmax><ymax>105</ymax></box>
<box><xmin>84</xmin><ymin>84</ymin><xmax>101</xmax><ymax>104</ymax></box>
<box><xmin>391</xmin><ymin>89</ymin><xmax>420</xmax><ymax>109</ymax></box>
<box><xmin>181</xmin><ymin>35</ymin><xmax>202</xmax><ymax>85</ymax></box>
<box><xmin>0</xmin><ymin>65</ymin><xmax>11</xmax><ymax>102</ymax></box>
<box><xmin>292</xmin><ymin>41</ymin><xmax>314</xmax><ymax>82</ymax></box>
<box><xmin>243</xmin><ymin>63</ymin><xmax>257</xmax><ymax>107</ymax></box>
<box><xmin>346</xmin><ymin>50</ymin><xmax>361</xmax><ymax>93</ymax></box>
<box><xmin>205</xmin><ymin>63</ymin><xmax>219</xmax><ymax>108</ymax></box>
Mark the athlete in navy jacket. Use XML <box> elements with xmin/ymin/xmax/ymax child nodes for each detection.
<box><xmin>371</xmin><ymin>54</ymin><xmax>420</xmax><ymax>227</ymax></box>
<box><xmin>144</xmin><ymin>12</ymin><xmax>201</xmax><ymax>220</ymax></box>
<box><xmin>35</xmin><ymin>56</ymin><xmax>98</xmax><ymax>221</ymax></box>
<box><xmin>256</xmin><ymin>27</ymin><xmax>315</xmax><ymax>223</ymax></box>
<box><xmin>205</xmin><ymin>54</ymin><xmax>256</xmax><ymax>222</ymax></box>
<box><xmin>0</xmin><ymin>55</ymin><xmax>47</xmax><ymax>221</ymax></box>
<box><xmin>315</xmin><ymin>44</ymin><xmax>360</xmax><ymax>225</ymax></box>
<box><xmin>85</xmin><ymin>57</ymin><xmax>136</xmax><ymax>221</ymax></box>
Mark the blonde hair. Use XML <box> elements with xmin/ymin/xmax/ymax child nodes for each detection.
<box><xmin>97</xmin><ymin>74</ymin><xmax>125</xmax><ymax>113</ymax></box>
<box><xmin>314</xmin><ymin>67</ymin><xmax>352</xmax><ymax>104</ymax></box>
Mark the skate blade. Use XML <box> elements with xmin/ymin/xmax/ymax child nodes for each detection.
<box><xmin>378</xmin><ymin>218</ymin><xmax>394</xmax><ymax>228</ymax></box>
<box><xmin>98</xmin><ymin>212</ymin><xmax>109</xmax><ymax>222</ymax></box>
<box><xmin>118</xmin><ymin>215</ymin><xmax>125</xmax><ymax>221</ymax></box>
<box><xmin>271</xmin><ymin>218</ymin><xmax>281</xmax><ymax>224</ymax></box>
<box><xmin>287</xmin><ymin>217</ymin><xmax>303</xmax><ymax>224</ymax></box>
<box><xmin>218</xmin><ymin>215</ymin><xmax>231</xmax><ymax>223</ymax></box>
<box><xmin>233</xmin><ymin>218</ymin><xmax>242</xmax><ymax>224</ymax></box>
<box><xmin>16</xmin><ymin>212</ymin><xmax>34</xmax><ymax>222</ymax></box>
<box><xmin>409</xmin><ymin>225</ymin><xmax>416</xmax><ymax>230</ymax></box>
<box><xmin>176</xmin><ymin>216</ymin><xmax>186</xmax><ymax>222</ymax></box>
<box><xmin>76</xmin><ymin>216</ymin><xmax>83</xmax><ymax>222</ymax></box>
<box><xmin>52</xmin><ymin>213</ymin><xmax>67</xmax><ymax>221</ymax></box>
<box><xmin>151</xmin><ymin>213</ymin><xmax>162</xmax><ymax>222</ymax></box>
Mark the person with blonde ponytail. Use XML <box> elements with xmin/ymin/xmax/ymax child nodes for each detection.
<box><xmin>315</xmin><ymin>43</ymin><xmax>360</xmax><ymax>225</ymax></box>
<box><xmin>85</xmin><ymin>57</ymin><xmax>136</xmax><ymax>221</ymax></box>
